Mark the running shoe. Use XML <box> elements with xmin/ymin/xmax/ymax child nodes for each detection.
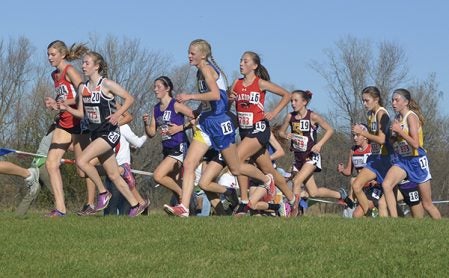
<box><xmin>76</xmin><ymin>204</ymin><xmax>96</xmax><ymax>216</ymax></box>
<box><xmin>339</xmin><ymin>187</ymin><xmax>354</xmax><ymax>208</ymax></box>
<box><xmin>128</xmin><ymin>202</ymin><xmax>147</xmax><ymax>217</ymax></box>
<box><xmin>278</xmin><ymin>200</ymin><xmax>292</xmax><ymax>217</ymax></box>
<box><xmin>25</xmin><ymin>167</ymin><xmax>40</xmax><ymax>196</ymax></box>
<box><xmin>233</xmin><ymin>203</ymin><xmax>250</xmax><ymax>217</ymax></box>
<box><xmin>264</xmin><ymin>174</ymin><xmax>276</xmax><ymax>200</ymax></box>
<box><xmin>121</xmin><ymin>163</ymin><xmax>135</xmax><ymax>188</ymax></box>
<box><xmin>163</xmin><ymin>204</ymin><xmax>189</xmax><ymax>217</ymax></box>
<box><xmin>46</xmin><ymin>209</ymin><xmax>65</xmax><ymax>218</ymax></box>
<box><xmin>95</xmin><ymin>191</ymin><xmax>112</xmax><ymax>212</ymax></box>
<box><xmin>140</xmin><ymin>199</ymin><xmax>150</xmax><ymax>215</ymax></box>
<box><xmin>290</xmin><ymin>195</ymin><xmax>300</xmax><ymax>217</ymax></box>
<box><xmin>223</xmin><ymin>188</ymin><xmax>239</xmax><ymax>211</ymax></box>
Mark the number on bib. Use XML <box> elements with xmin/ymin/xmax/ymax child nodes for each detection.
<box><xmin>221</xmin><ymin>121</ymin><xmax>233</xmax><ymax>135</ymax></box>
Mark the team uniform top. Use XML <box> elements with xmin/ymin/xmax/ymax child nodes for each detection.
<box><xmin>233</xmin><ymin>76</ymin><xmax>266</xmax><ymax>129</ymax></box>
<box><xmin>81</xmin><ymin>77</ymin><xmax>117</xmax><ymax>132</ymax></box>
<box><xmin>367</xmin><ymin>107</ymin><xmax>389</xmax><ymax>155</ymax></box>
<box><xmin>392</xmin><ymin>110</ymin><xmax>423</xmax><ymax>157</ymax></box>
<box><xmin>153</xmin><ymin>98</ymin><xmax>186</xmax><ymax>149</ymax></box>
<box><xmin>352</xmin><ymin>144</ymin><xmax>372</xmax><ymax>171</ymax></box>
<box><xmin>289</xmin><ymin>109</ymin><xmax>318</xmax><ymax>158</ymax></box>
<box><xmin>197</xmin><ymin>63</ymin><xmax>228</xmax><ymax>119</ymax></box>
<box><xmin>52</xmin><ymin>65</ymin><xmax>80</xmax><ymax>129</ymax></box>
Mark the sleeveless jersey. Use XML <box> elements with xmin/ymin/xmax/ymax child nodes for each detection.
<box><xmin>392</xmin><ymin>110</ymin><xmax>423</xmax><ymax>156</ymax></box>
<box><xmin>81</xmin><ymin>77</ymin><xmax>116</xmax><ymax>131</ymax></box>
<box><xmin>52</xmin><ymin>65</ymin><xmax>80</xmax><ymax>129</ymax></box>
<box><xmin>197</xmin><ymin>62</ymin><xmax>228</xmax><ymax>118</ymax></box>
<box><xmin>367</xmin><ymin>107</ymin><xmax>389</xmax><ymax>155</ymax></box>
<box><xmin>352</xmin><ymin>144</ymin><xmax>372</xmax><ymax>171</ymax></box>
<box><xmin>234</xmin><ymin>76</ymin><xmax>266</xmax><ymax>129</ymax></box>
<box><xmin>289</xmin><ymin>109</ymin><xmax>318</xmax><ymax>155</ymax></box>
<box><xmin>154</xmin><ymin>98</ymin><xmax>186</xmax><ymax>149</ymax></box>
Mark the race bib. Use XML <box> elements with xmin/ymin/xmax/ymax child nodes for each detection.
<box><xmin>249</xmin><ymin>92</ymin><xmax>260</xmax><ymax>104</ymax></box>
<box><xmin>393</xmin><ymin>141</ymin><xmax>412</xmax><ymax>156</ymax></box>
<box><xmin>371</xmin><ymin>143</ymin><xmax>381</xmax><ymax>154</ymax></box>
<box><xmin>292</xmin><ymin>133</ymin><xmax>308</xmax><ymax>152</ymax></box>
<box><xmin>85</xmin><ymin>106</ymin><xmax>101</xmax><ymax>124</ymax></box>
<box><xmin>160</xmin><ymin>124</ymin><xmax>172</xmax><ymax>141</ymax></box>
<box><xmin>220</xmin><ymin>121</ymin><xmax>233</xmax><ymax>135</ymax></box>
<box><xmin>238</xmin><ymin>112</ymin><xmax>254</xmax><ymax>129</ymax></box>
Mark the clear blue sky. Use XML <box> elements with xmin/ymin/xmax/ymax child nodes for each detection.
<box><xmin>2</xmin><ymin>0</ymin><xmax>448</xmax><ymax>115</ymax></box>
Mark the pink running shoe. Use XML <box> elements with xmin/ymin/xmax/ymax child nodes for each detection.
<box><xmin>262</xmin><ymin>174</ymin><xmax>276</xmax><ymax>201</ymax></box>
<box><xmin>46</xmin><ymin>209</ymin><xmax>65</xmax><ymax>218</ymax></box>
<box><xmin>128</xmin><ymin>202</ymin><xmax>146</xmax><ymax>217</ymax></box>
<box><xmin>95</xmin><ymin>191</ymin><xmax>112</xmax><ymax>212</ymax></box>
<box><xmin>121</xmin><ymin>163</ymin><xmax>136</xmax><ymax>189</ymax></box>
<box><xmin>163</xmin><ymin>204</ymin><xmax>189</xmax><ymax>217</ymax></box>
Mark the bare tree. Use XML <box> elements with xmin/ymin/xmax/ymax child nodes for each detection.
<box><xmin>311</xmin><ymin>35</ymin><xmax>409</xmax><ymax>129</ymax></box>
<box><xmin>89</xmin><ymin>34</ymin><xmax>172</xmax><ymax>120</ymax></box>
<box><xmin>0</xmin><ymin>37</ymin><xmax>34</xmax><ymax>144</ymax></box>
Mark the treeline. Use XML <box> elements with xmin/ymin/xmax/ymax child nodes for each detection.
<box><xmin>1</xmin><ymin>35</ymin><xmax>448</xmax><ymax>215</ymax></box>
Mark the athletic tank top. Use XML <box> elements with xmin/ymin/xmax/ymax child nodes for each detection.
<box><xmin>289</xmin><ymin>109</ymin><xmax>317</xmax><ymax>153</ymax></box>
<box><xmin>392</xmin><ymin>110</ymin><xmax>423</xmax><ymax>156</ymax></box>
<box><xmin>154</xmin><ymin>98</ymin><xmax>186</xmax><ymax>149</ymax></box>
<box><xmin>352</xmin><ymin>144</ymin><xmax>372</xmax><ymax>171</ymax></box>
<box><xmin>197</xmin><ymin>62</ymin><xmax>228</xmax><ymax>118</ymax></box>
<box><xmin>81</xmin><ymin>77</ymin><xmax>116</xmax><ymax>131</ymax></box>
<box><xmin>52</xmin><ymin>65</ymin><xmax>80</xmax><ymax>129</ymax></box>
<box><xmin>367</xmin><ymin>107</ymin><xmax>389</xmax><ymax>155</ymax></box>
<box><xmin>234</xmin><ymin>76</ymin><xmax>266</xmax><ymax>129</ymax></box>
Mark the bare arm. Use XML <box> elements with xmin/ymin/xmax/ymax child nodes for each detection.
<box><xmin>311</xmin><ymin>112</ymin><xmax>334</xmax><ymax>153</ymax></box>
<box><xmin>103</xmin><ymin>79</ymin><xmax>134</xmax><ymax>125</ymax></box>
<box><xmin>268</xmin><ymin>132</ymin><xmax>285</xmax><ymax>161</ymax></box>
<box><xmin>338</xmin><ymin>149</ymin><xmax>354</xmax><ymax>176</ymax></box>
<box><xmin>176</xmin><ymin>65</ymin><xmax>220</xmax><ymax>102</ymax></box>
<box><xmin>259</xmin><ymin>79</ymin><xmax>291</xmax><ymax>121</ymax></box>
<box><xmin>278</xmin><ymin>113</ymin><xmax>292</xmax><ymax>140</ymax></box>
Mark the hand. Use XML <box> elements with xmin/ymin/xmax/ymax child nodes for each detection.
<box><xmin>228</xmin><ymin>91</ymin><xmax>237</xmax><ymax>101</ymax></box>
<box><xmin>176</xmin><ymin>93</ymin><xmax>191</xmax><ymax>103</ymax></box>
<box><xmin>391</xmin><ymin>120</ymin><xmax>401</xmax><ymax>133</ymax></box>
<box><xmin>45</xmin><ymin>97</ymin><xmax>58</xmax><ymax>110</ymax></box>
<box><xmin>337</xmin><ymin>163</ymin><xmax>344</xmax><ymax>173</ymax></box>
<box><xmin>107</xmin><ymin>113</ymin><xmax>119</xmax><ymax>125</ymax></box>
<box><xmin>264</xmin><ymin>111</ymin><xmax>275</xmax><ymax>121</ymax></box>
<box><xmin>166</xmin><ymin>123</ymin><xmax>182</xmax><ymax>135</ymax></box>
<box><xmin>57</xmin><ymin>100</ymin><xmax>68</xmax><ymax>111</ymax></box>
<box><xmin>311</xmin><ymin>144</ymin><xmax>322</xmax><ymax>154</ymax></box>
<box><xmin>142</xmin><ymin>113</ymin><xmax>150</xmax><ymax>125</ymax></box>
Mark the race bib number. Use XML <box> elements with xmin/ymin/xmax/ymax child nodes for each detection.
<box><xmin>220</xmin><ymin>121</ymin><xmax>233</xmax><ymax>135</ymax></box>
<box><xmin>393</xmin><ymin>141</ymin><xmax>412</xmax><ymax>156</ymax></box>
<box><xmin>107</xmin><ymin>131</ymin><xmax>120</xmax><ymax>144</ymax></box>
<box><xmin>249</xmin><ymin>92</ymin><xmax>260</xmax><ymax>104</ymax></box>
<box><xmin>90</xmin><ymin>92</ymin><xmax>101</xmax><ymax>103</ymax></box>
<box><xmin>291</xmin><ymin>133</ymin><xmax>308</xmax><ymax>152</ymax></box>
<box><xmin>419</xmin><ymin>156</ymin><xmax>428</xmax><ymax>169</ymax></box>
<box><xmin>254</xmin><ymin>121</ymin><xmax>266</xmax><ymax>132</ymax></box>
<box><xmin>162</xmin><ymin>110</ymin><xmax>172</xmax><ymax>122</ymax></box>
<box><xmin>409</xmin><ymin>190</ymin><xmax>420</xmax><ymax>202</ymax></box>
<box><xmin>238</xmin><ymin>112</ymin><xmax>254</xmax><ymax>129</ymax></box>
<box><xmin>299</xmin><ymin>120</ymin><xmax>310</xmax><ymax>131</ymax></box>
<box><xmin>85</xmin><ymin>106</ymin><xmax>101</xmax><ymax>124</ymax></box>
<box><xmin>371</xmin><ymin>187</ymin><xmax>382</xmax><ymax>200</ymax></box>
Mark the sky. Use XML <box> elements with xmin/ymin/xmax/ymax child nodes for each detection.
<box><xmin>1</xmin><ymin>0</ymin><xmax>448</xmax><ymax>115</ymax></box>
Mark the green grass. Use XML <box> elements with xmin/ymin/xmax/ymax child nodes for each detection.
<box><xmin>1</xmin><ymin>212</ymin><xmax>449</xmax><ymax>277</ymax></box>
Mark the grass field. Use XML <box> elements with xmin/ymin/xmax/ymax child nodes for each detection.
<box><xmin>1</xmin><ymin>212</ymin><xmax>449</xmax><ymax>277</ymax></box>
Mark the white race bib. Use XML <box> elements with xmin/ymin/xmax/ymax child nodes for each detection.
<box><xmin>292</xmin><ymin>134</ymin><xmax>308</xmax><ymax>152</ymax></box>
<box><xmin>85</xmin><ymin>106</ymin><xmax>101</xmax><ymax>124</ymax></box>
<box><xmin>238</xmin><ymin>112</ymin><xmax>254</xmax><ymax>129</ymax></box>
